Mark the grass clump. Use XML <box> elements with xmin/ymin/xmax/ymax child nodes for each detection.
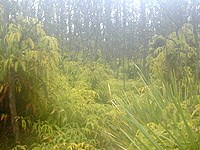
<box><xmin>109</xmin><ymin>74</ymin><xmax>200</xmax><ymax>150</ymax></box>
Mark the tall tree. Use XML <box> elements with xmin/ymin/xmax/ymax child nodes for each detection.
<box><xmin>191</xmin><ymin>0</ymin><xmax>200</xmax><ymax>80</ymax></box>
<box><xmin>1</xmin><ymin>0</ymin><xmax>20</xmax><ymax>143</ymax></box>
<box><xmin>139</xmin><ymin>0</ymin><xmax>149</xmax><ymax>75</ymax></box>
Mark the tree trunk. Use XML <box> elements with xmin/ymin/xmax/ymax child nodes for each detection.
<box><xmin>194</xmin><ymin>27</ymin><xmax>200</xmax><ymax>80</ymax></box>
<box><xmin>122</xmin><ymin>56</ymin><xmax>126</xmax><ymax>89</ymax></box>
<box><xmin>140</xmin><ymin>0</ymin><xmax>148</xmax><ymax>76</ymax></box>
<box><xmin>8</xmin><ymin>70</ymin><xmax>20</xmax><ymax>144</ymax></box>
<box><xmin>1</xmin><ymin>1</ymin><xmax>20</xmax><ymax>143</ymax></box>
<box><xmin>191</xmin><ymin>0</ymin><xmax>200</xmax><ymax>81</ymax></box>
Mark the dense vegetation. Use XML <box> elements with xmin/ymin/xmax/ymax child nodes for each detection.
<box><xmin>0</xmin><ymin>0</ymin><xmax>200</xmax><ymax>149</ymax></box>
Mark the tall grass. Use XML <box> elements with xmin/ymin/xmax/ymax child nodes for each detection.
<box><xmin>110</xmin><ymin>73</ymin><xmax>200</xmax><ymax>149</ymax></box>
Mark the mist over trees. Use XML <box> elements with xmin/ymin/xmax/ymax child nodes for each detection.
<box><xmin>1</xmin><ymin>0</ymin><xmax>199</xmax><ymax>74</ymax></box>
<box><xmin>0</xmin><ymin>0</ymin><xmax>200</xmax><ymax>149</ymax></box>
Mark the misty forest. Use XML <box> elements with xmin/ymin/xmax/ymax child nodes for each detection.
<box><xmin>0</xmin><ymin>0</ymin><xmax>200</xmax><ymax>149</ymax></box>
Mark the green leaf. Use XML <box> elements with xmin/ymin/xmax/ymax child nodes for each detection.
<box><xmin>27</xmin><ymin>38</ymin><xmax>34</xmax><ymax>49</ymax></box>
<box><xmin>15</xmin><ymin>61</ymin><xmax>19</xmax><ymax>72</ymax></box>
<box><xmin>22</xmin><ymin>120</ymin><xmax>26</xmax><ymax>129</ymax></box>
<box><xmin>4</xmin><ymin>58</ymin><xmax>10</xmax><ymax>71</ymax></box>
<box><xmin>20</xmin><ymin>61</ymin><xmax>26</xmax><ymax>72</ymax></box>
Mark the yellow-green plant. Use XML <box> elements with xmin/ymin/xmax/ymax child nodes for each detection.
<box><xmin>0</xmin><ymin>18</ymin><xmax>61</xmax><ymax>146</ymax></box>
<box><xmin>149</xmin><ymin>23</ymin><xmax>196</xmax><ymax>82</ymax></box>
<box><xmin>109</xmin><ymin>73</ymin><xmax>200</xmax><ymax>150</ymax></box>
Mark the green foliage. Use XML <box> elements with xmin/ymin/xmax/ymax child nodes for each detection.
<box><xmin>110</xmin><ymin>74</ymin><xmax>200</xmax><ymax>150</ymax></box>
<box><xmin>1</xmin><ymin>9</ymin><xmax>200</xmax><ymax>150</ymax></box>
<box><xmin>148</xmin><ymin>24</ymin><xmax>197</xmax><ymax>82</ymax></box>
<box><xmin>0</xmin><ymin>17</ymin><xmax>119</xmax><ymax>149</ymax></box>
<box><xmin>33</xmin><ymin>61</ymin><xmax>116</xmax><ymax>149</ymax></box>
<box><xmin>62</xmin><ymin>61</ymin><xmax>112</xmax><ymax>103</ymax></box>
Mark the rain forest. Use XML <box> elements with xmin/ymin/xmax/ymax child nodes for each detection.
<box><xmin>0</xmin><ymin>0</ymin><xmax>200</xmax><ymax>149</ymax></box>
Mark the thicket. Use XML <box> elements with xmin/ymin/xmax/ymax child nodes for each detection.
<box><xmin>0</xmin><ymin>0</ymin><xmax>200</xmax><ymax>150</ymax></box>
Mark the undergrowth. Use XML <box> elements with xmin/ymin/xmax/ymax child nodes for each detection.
<box><xmin>110</xmin><ymin>73</ymin><xmax>200</xmax><ymax>150</ymax></box>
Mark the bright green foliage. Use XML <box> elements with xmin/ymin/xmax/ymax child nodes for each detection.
<box><xmin>0</xmin><ymin>17</ymin><xmax>119</xmax><ymax>149</ymax></box>
<box><xmin>1</xmin><ymin>13</ymin><xmax>200</xmax><ymax>150</ymax></box>
<box><xmin>62</xmin><ymin>61</ymin><xmax>112</xmax><ymax>103</ymax></box>
<box><xmin>31</xmin><ymin>61</ymin><xmax>116</xmax><ymax>149</ymax></box>
<box><xmin>110</xmin><ymin>74</ymin><xmax>200</xmax><ymax>150</ymax></box>
<box><xmin>149</xmin><ymin>24</ymin><xmax>196</xmax><ymax>82</ymax></box>
<box><xmin>0</xmin><ymin>0</ymin><xmax>200</xmax><ymax>149</ymax></box>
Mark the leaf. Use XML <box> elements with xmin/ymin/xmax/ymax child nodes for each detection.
<box><xmin>22</xmin><ymin>119</ymin><xmax>27</xmax><ymax>129</ymax></box>
<box><xmin>20</xmin><ymin>61</ymin><xmax>26</xmax><ymax>72</ymax></box>
<box><xmin>191</xmin><ymin>104</ymin><xmax>200</xmax><ymax>118</ymax></box>
<box><xmin>36</xmin><ymin>26</ymin><xmax>46</xmax><ymax>37</ymax></box>
<box><xmin>3</xmin><ymin>59</ymin><xmax>9</xmax><ymax>71</ymax></box>
<box><xmin>8</xmin><ymin>57</ymin><xmax>14</xmax><ymax>70</ymax></box>
<box><xmin>0</xmin><ymin>114</ymin><xmax>8</xmax><ymax>121</ymax></box>
<box><xmin>16</xmin><ymin>84</ymin><xmax>22</xmax><ymax>93</ymax></box>
<box><xmin>15</xmin><ymin>61</ymin><xmax>19</xmax><ymax>72</ymax></box>
<box><xmin>15</xmin><ymin>32</ymin><xmax>21</xmax><ymax>42</ymax></box>
<box><xmin>0</xmin><ymin>85</ymin><xmax>4</xmax><ymax>93</ymax></box>
<box><xmin>27</xmin><ymin>38</ymin><xmax>34</xmax><ymax>49</ymax></box>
